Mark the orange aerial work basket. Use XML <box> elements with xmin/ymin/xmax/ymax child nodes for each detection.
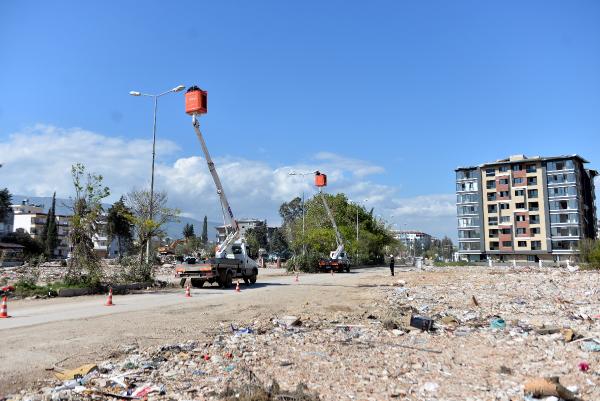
<box><xmin>185</xmin><ymin>86</ymin><xmax>207</xmax><ymax>115</ymax></box>
<box><xmin>315</xmin><ymin>171</ymin><xmax>327</xmax><ymax>187</ymax></box>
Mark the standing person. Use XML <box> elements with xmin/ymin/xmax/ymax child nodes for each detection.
<box><xmin>389</xmin><ymin>254</ymin><xmax>395</xmax><ymax>276</ymax></box>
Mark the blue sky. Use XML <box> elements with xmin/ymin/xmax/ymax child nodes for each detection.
<box><xmin>1</xmin><ymin>1</ymin><xmax>599</xmax><ymax>239</ymax></box>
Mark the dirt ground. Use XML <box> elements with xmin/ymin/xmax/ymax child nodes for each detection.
<box><xmin>3</xmin><ymin>265</ymin><xmax>600</xmax><ymax>400</ymax></box>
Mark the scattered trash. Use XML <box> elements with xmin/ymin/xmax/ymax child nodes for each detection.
<box><xmin>578</xmin><ymin>361</ymin><xmax>590</xmax><ymax>372</ymax></box>
<box><xmin>441</xmin><ymin>315</ymin><xmax>459</xmax><ymax>325</ymax></box>
<box><xmin>580</xmin><ymin>339</ymin><xmax>600</xmax><ymax>352</ymax></box>
<box><xmin>279</xmin><ymin>315</ymin><xmax>302</xmax><ymax>328</ymax></box>
<box><xmin>523</xmin><ymin>377</ymin><xmax>582</xmax><ymax>401</ymax></box>
<box><xmin>490</xmin><ymin>317</ymin><xmax>506</xmax><ymax>329</ymax></box>
<box><xmin>410</xmin><ymin>315</ymin><xmax>435</xmax><ymax>331</ymax></box>
<box><xmin>54</xmin><ymin>364</ymin><xmax>98</xmax><ymax>381</ymax></box>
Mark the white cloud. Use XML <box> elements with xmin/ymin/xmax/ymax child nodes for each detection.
<box><xmin>0</xmin><ymin>124</ymin><xmax>459</xmax><ymax>240</ymax></box>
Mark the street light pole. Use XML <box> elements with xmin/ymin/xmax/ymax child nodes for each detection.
<box><xmin>288</xmin><ymin>171</ymin><xmax>317</xmax><ymax>257</ymax></box>
<box><xmin>130</xmin><ymin>85</ymin><xmax>185</xmax><ymax>263</ymax></box>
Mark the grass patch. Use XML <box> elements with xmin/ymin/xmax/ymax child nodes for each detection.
<box><xmin>14</xmin><ymin>280</ymin><xmax>93</xmax><ymax>298</ymax></box>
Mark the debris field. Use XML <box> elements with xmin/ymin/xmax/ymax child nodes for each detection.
<box><xmin>4</xmin><ymin>265</ymin><xmax>600</xmax><ymax>401</ymax></box>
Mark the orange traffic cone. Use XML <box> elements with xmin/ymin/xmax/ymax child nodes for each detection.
<box><xmin>295</xmin><ymin>273</ymin><xmax>299</xmax><ymax>282</ymax></box>
<box><xmin>185</xmin><ymin>284</ymin><xmax>191</xmax><ymax>298</ymax></box>
<box><xmin>105</xmin><ymin>288</ymin><xmax>114</xmax><ymax>306</ymax></box>
<box><xmin>235</xmin><ymin>280</ymin><xmax>241</xmax><ymax>293</ymax></box>
<box><xmin>0</xmin><ymin>296</ymin><xmax>10</xmax><ymax>318</ymax></box>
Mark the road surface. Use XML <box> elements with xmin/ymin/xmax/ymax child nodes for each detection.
<box><xmin>1</xmin><ymin>266</ymin><xmax>391</xmax><ymax>394</ymax></box>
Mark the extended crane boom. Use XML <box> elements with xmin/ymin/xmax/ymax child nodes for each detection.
<box><xmin>192</xmin><ymin>115</ymin><xmax>239</xmax><ymax>258</ymax></box>
<box><xmin>314</xmin><ymin>171</ymin><xmax>350</xmax><ymax>272</ymax></box>
<box><xmin>318</xmin><ymin>189</ymin><xmax>345</xmax><ymax>259</ymax></box>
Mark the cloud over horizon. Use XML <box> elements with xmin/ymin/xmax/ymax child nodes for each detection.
<box><xmin>0</xmin><ymin>124</ymin><xmax>459</xmax><ymax>239</ymax></box>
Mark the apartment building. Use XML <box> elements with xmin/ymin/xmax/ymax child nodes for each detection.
<box><xmin>456</xmin><ymin>155</ymin><xmax>598</xmax><ymax>262</ymax></box>
<box><xmin>11</xmin><ymin>200</ymin><xmax>71</xmax><ymax>257</ymax></box>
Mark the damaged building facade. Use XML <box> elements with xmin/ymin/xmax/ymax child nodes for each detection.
<box><xmin>456</xmin><ymin>154</ymin><xmax>598</xmax><ymax>262</ymax></box>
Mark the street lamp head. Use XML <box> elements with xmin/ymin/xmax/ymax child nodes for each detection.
<box><xmin>172</xmin><ymin>85</ymin><xmax>186</xmax><ymax>93</ymax></box>
<box><xmin>129</xmin><ymin>91</ymin><xmax>141</xmax><ymax>96</ymax></box>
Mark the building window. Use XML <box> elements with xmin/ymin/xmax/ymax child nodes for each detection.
<box><xmin>551</xmin><ymin>226</ymin><xmax>579</xmax><ymax>237</ymax></box>
<box><xmin>512</xmin><ymin>164</ymin><xmax>523</xmax><ymax>171</ymax></box>
<box><xmin>499</xmin><ymin>166</ymin><xmax>509</xmax><ymax>172</ymax></box>
<box><xmin>527</xmin><ymin>177</ymin><xmax>537</xmax><ymax>185</ymax></box>
<box><xmin>489</xmin><ymin>241</ymin><xmax>499</xmax><ymax>250</ymax></box>
<box><xmin>488</xmin><ymin>229</ymin><xmax>498</xmax><ymax>238</ymax></box>
<box><xmin>531</xmin><ymin>241</ymin><xmax>542</xmax><ymax>250</ymax></box>
<box><xmin>527</xmin><ymin>189</ymin><xmax>538</xmax><ymax>198</ymax></box>
<box><xmin>488</xmin><ymin>204</ymin><xmax>497</xmax><ymax>213</ymax></box>
<box><xmin>486</xmin><ymin>180</ymin><xmax>496</xmax><ymax>189</ymax></box>
<box><xmin>500</xmin><ymin>203</ymin><xmax>510</xmax><ymax>210</ymax></box>
<box><xmin>488</xmin><ymin>216</ymin><xmax>498</xmax><ymax>226</ymax></box>
<box><xmin>487</xmin><ymin>193</ymin><xmax>496</xmax><ymax>201</ymax></box>
<box><xmin>513</xmin><ymin>177</ymin><xmax>524</xmax><ymax>185</ymax></box>
<box><xmin>517</xmin><ymin>241</ymin><xmax>527</xmax><ymax>247</ymax></box>
<box><xmin>498</xmin><ymin>191</ymin><xmax>509</xmax><ymax>198</ymax></box>
<box><xmin>528</xmin><ymin>202</ymin><xmax>539</xmax><ymax>211</ymax></box>
<box><xmin>502</xmin><ymin>241</ymin><xmax>513</xmax><ymax>247</ymax></box>
<box><xmin>516</xmin><ymin>228</ymin><xmax>527</xmax><ymax>235</ymax></box>
<box><xmin>501</xmin><ymin>228</ymin><xmax>511</xmax><ymax>235</ymax></box>
<box><xmin>500</xmin><ymin>216</ymin><xmax>510</xmax><ymax>223</ymax></box>
<box><xmin>516</xmin><ymin>215</ymin><xmax>526</xmax><ymax>222</ymax></box>
<box><xmin>486</xmin><ymin>168</ymin><xmax>495</xmax><ymax>177</ymax></box>
<box><xmin>499</xmin><ymin>178</ymin><xmax>509</xmax><ymax>185</ymax></box>
<box><xmin>550</xmin><ymin>213</ymin><xmax>579</xmax><ymax>224</ymax></box>
<box><xmin>530</xmin><ymin>214</ymin><xmax>540</xmax><ymax>224</ymax></box>
<box><xmin>526</xmin><ymin>164</ymin><xmax>537</xmax><ymax>173</ymax></box>
<box><xmin>531</xmin><ymin>227</ymin><xmax>540</xmax><ymax>235</ymax></box>
<box><xmin>515</xmin><ymin>202</ymin><xmax>525</xmax><ymax>209</ymax></box>
<box><xmin>551</xmin><ymin>240</ymin><xmax>578</xmax><ymax>250</ymax></box>
<box><xmin>515</xmin><ymin>189</ymin><xmax>524</xmax><ymax>197</ymax></box>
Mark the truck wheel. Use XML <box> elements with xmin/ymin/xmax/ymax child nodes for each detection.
<box><xmin>191</xmin><ymin>278</ymin><xmax>204</xmax><ymax>288</ymax></box>
<box><xmin>221</xmin><ymin>272</ymin><xmax>233</xmax><ymax>289</ymax></box>
<box><xmin>249</xmin><ymin>270</ymin><xmax>257</xmax><ymax>284</ymax></box>
<box><xmin>345</xmin><ymin>265</ymin><xmax>350</xmax><ymax>273</ymax></box>
<box><xmin>243</xmin><ymin>276</ymin><xmax>250</xmax><ymax>285</ymax></box>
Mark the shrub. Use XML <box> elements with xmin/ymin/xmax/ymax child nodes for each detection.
<box><xmin>287</xmin><ymin>253</ymin><xmax>320</xmax><ymax>273</ymax></box>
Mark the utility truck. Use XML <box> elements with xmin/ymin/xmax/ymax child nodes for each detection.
<box><xmin>175</xmin><ymin>86</ymin><xmax>259</xmax><ymax>288</ymax></box>
<box><xmin>314</xmin><ymin>171</ymin><xmax>351</xmax><ymax>273</ymax></box>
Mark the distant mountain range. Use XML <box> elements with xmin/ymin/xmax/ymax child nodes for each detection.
<box><xmin>11</xmin><ymin>195</ymin><xmax>221</xmax><ymax>240</ymax></box>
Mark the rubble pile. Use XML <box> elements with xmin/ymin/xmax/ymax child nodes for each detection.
<box><xmin>5</xmin><ymin>266</ymin><xmax>600</xmax><ymax>400</ymax></box>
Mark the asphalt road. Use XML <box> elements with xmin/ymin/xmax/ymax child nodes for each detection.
<box><xmin>1</xmin><ymin>266</ymin><xmax>391</xmax><ymax>394</ymax></box>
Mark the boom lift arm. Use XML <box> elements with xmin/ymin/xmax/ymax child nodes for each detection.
<box><xmin>319</xmin><ymin>189</ymin><xmax>345</xmax><ymax>259</ymax></box>
<box><xmin>191</xmin><ymin>114</ymin><xmax>239</xmax><ymax>258</ymax></box>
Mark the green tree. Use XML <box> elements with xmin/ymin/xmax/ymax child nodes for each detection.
<box><xmin>107</xmin><ymin>197</ymin><xmax>133</xmax><ymax>259</ymax></box>
<box><xmin>0</xmin><ymin>231</ymin><xmax>44</xmax><ymax>260</ymax></box>
<box><xmin>201</xmin><ymin>216</ymin><xmax>208</xmax><ymax>244</ymax></box>
<box><xmin>183</xmin><ymin>223</ymin><xmax>195</xmax><ymax>239</ymax></box>
<box><xmin>269</xmin><ymin>227</ymin><xmax>288</xmax><ymax>254</ymax></box>
<box><xmin>281</xmin><ymin>193</ymin><xmax>395</xmax><ymax>266</ymax></box>
<box><xmin>0</xmin><ymin>188</ymin><xmax>11</xmax><ymax>222</ymax></box>
<box><xmin>67</xmin><ymin>164</ymin><xmax>110</xmax><ymax>286</ymax></box>
<box><xmin>43</xmin><ymin>192</ymin><xmax>59</xmax><ymax>258</ymax></box>
<box><xmin>245</xmin><ymin>224</ymin><xmax>268</xmax><ymax>258</ymax></box>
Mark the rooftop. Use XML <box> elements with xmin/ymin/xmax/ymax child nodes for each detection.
<box><xmin>455</xmin><ymin>154</ymin><xmax>591</xmax><ymax>172</ymax></box>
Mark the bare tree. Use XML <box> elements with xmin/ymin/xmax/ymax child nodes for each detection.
<box><xmin>126</xmin><ymin>188</ymin><xmax>179</xmax><ymax>266</ymax></box>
